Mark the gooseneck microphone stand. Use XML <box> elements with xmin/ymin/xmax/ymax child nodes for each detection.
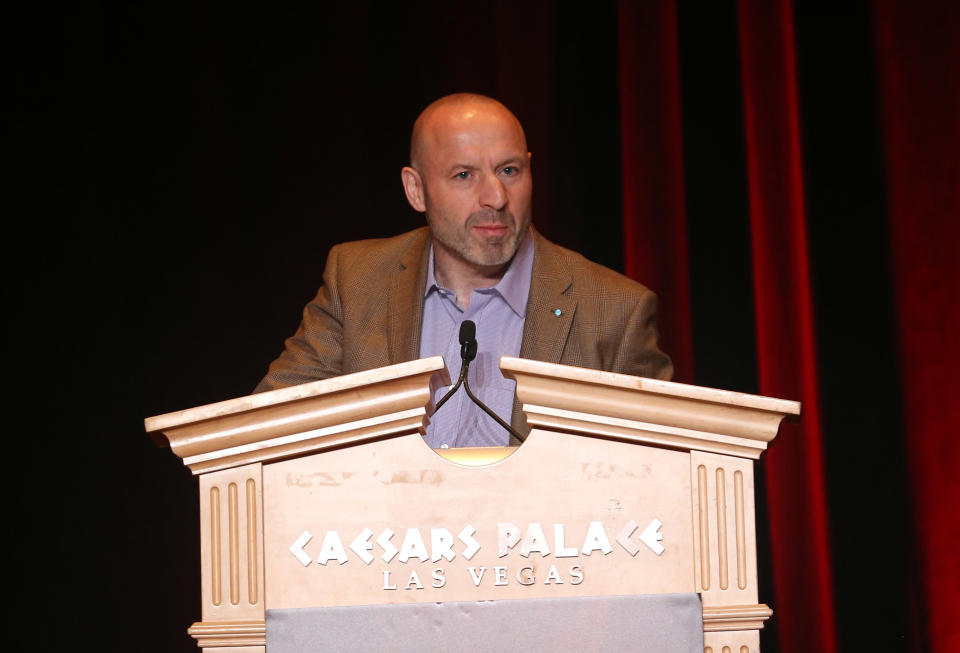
<box><xmin>434</xmin><ymin>320</ymin><xmax>476</xmax><ymax>411</ymax></box>
<box><xmin>434</xmin><ymin>320</ymin><xmax>525</xmax><ymax>443</ymax></box>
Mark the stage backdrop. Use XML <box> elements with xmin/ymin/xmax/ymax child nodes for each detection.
<box><xmin>12</xmin><ymin>1</ymin><xmax>957</xmax><ymax>651</ymax></box>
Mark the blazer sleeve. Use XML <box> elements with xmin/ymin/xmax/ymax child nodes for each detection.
<box><xmin>618</xmin><ymin>288</ymin><xmax>674</xmax><ymax>381</ymax></box>
<box><xmin>253</xmin><ymin>245</ymin><xmax>346</xmax><ymax>392</ymax></box>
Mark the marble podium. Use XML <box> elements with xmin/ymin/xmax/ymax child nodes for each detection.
<box><xmin>144</xmin><ymin>356</ymin><xmax>798</xmax><ymax>652</ymax></box>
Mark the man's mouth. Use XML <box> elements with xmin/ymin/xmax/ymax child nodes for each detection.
<box><xmin>472</xmin><ymin>224</ymin><xmax>509</xmax><ymax>236</ymax></box>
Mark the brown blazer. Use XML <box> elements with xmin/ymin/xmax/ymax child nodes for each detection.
<box><xmin>255</xmin><ymin>227</ymin><xmax>673</xmax><ymax>436</ymax></box>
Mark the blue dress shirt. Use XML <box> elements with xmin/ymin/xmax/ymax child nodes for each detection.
<box><xmin>419</xmin><ymin>230</ymin><xmax>535</xmax><ymax>448</ymax></box>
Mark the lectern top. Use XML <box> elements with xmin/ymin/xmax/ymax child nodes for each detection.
<box><xmin>500</xmin><ymin>357</ymin><xmax>801</xmax><ymax>414</ymax></box>
<box><xmin>143</xmin><ymin>357</ymin><xmax>446</xmax><ymax>473</ymax></box>
<box><xmin>501</xmin><ymin>357</ymin><xmax>800</xmax><ymax>459</ymax></box>
<box><xmin>144</xmin><ymin>356</ymin><xmax>446</xmax><ymax>434</ymax></box>
<box><xmin>144</xmin><ymin>355</ymin><xmax>800</xmax><ymax>474</ymax></box>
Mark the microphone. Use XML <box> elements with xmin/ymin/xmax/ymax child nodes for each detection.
<box><xmin>434</xmin><ymin>321</ymin><xmax>476</xmax><ymax>411</ymax></box>
<box><xmin>434</xmin><ymin>320</ymin><xmax>524</xmax><ymax>443</ymax></box>
<box><xmin>459</xmin><ymin>320</ymin><xmax>478</xmax><ymax>362</ymax></box>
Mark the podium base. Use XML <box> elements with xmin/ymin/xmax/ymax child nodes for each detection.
<box><xmin>266</xmin><ymin>593</ymin><xmax>703</xmax><ymax>652</ymax></box>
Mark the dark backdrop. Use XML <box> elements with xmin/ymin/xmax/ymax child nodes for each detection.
<box><xmin>11</xmin><ymin>1</ymin><xmax>957</xmax><ymax>651</ymax></box>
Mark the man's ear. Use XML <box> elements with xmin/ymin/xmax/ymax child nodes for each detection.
<box><xmin>401</xmin><ymin>166</ymin><xmax>426</xmax><ymax>213</ymax></box>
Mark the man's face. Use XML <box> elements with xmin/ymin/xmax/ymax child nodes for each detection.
<box><xmin>408</xmin><ymin>105</ymin><xmax>533</xmax><ymax>271</ymax></box>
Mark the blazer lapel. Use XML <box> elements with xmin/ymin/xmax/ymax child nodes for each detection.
<box><xmin>388</xmin><ymin>228</ymin><xmax>431</xmax><ymax>364</ymax></box>
<box><xmin>520</xmin><ymin>230</ymin><xmax>576</xmax><ymax>364</ymax></box>
<box><xmin>511</xmin><ymin>230</ymin><xmax>576</xmax><ymax>438</ymax></box>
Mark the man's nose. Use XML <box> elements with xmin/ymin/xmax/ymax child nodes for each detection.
<box><xmin>478</xmin><ymin>173</ymin><xmax>507</xmax><ymax>210</ymax></box>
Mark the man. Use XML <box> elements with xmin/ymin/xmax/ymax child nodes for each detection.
<box><xmin>255</xmin><ymin>93</ymin><xmax>672</xmax><ymax>447</ymax></box>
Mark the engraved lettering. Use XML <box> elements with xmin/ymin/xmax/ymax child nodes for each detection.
<box><xmin>554</xmin><ymin>523</ymin><xmax>578</xmax><ymax>557</ymax></box>
<box><xmin>431</xmin><ymin>528</ymin><xmax>456</xmax><ymax>562</ymax></box>
<box><xmin>616</xmin><ymin>520</ymin><xmax>640</xmax><ymax>556</ymax></box>
<box><xmin>316</xmin><ymin>530</ymin><xmax>348</xmax><ymax>565</ymax></box>
<box><xmin>289</xmin><ymin>530</ymin><xmax>312</xmax><ymax>567</ymax></box>
<box><xmin>349</xmin><ymin>528</ymin><xmax>374</xmax><ymax>564</ymax></box>
<box><xmin>582</xmin><ymin>521</ymin><xmax>613</xmax><ymax>555</ymax></box>
<box><xmin>382</xmin><ymin>570</ymin><xmax>397</xmax><ymax>590</ymax></box>
<box><xmin>520</xmin><ymin>522</ymin><xmax>551</xmax><ymax>558</ymax></box>
<box><xmin>405</xmin><ymin>570</ymin><xmax>424</xmax><ymax>590</ymax></box>
<box><xmin>517</xmin><ymin>565</ymin><xmax>535</xmax><ymax>585</ymax></box>
<box><xmin>458</xmin><ymin>525</ymin><xmax>481</xmax><ymax>560</ymax></box>
<box><xmin>397</xmin><ymin>528</ymin><xmax>429</xmax><ymax>563</ymax></box>
<box><xmin>498</xmin><ymin>523</ymin><xmax>521</xmax><ymax>557</ymax></box>
<box><xmin>543</xmin><ymin>564</ymin><xmax>564</xmax><ymax>585</ymax></box>
<box><xmin>467</xmin><ymin>566</ymin><xmax>487</xmax><ymax>586</ymax></box>
<box><xmin>569</xmin><ymin>565</ymin><xmax>584</xmax><ymax>585</ymax></box>
<box><xmin>377</xmin><ymin>528</ymin><xmax>399</xmax><ymax>563</ymax></box>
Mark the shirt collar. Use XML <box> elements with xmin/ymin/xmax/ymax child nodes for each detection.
<box><xmin>424</xmin><ymin>227</ymin><xmax>535</xmax><ymax>318</ymax></box>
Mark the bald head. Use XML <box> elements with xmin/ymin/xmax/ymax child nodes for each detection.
<box><xmin>409</xmin><ymin>93</ymin><xmax>527</xmax><ymax>171</ymax></box>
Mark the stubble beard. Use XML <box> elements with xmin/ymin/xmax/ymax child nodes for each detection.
<box><xmin>429</xmin><ymin>209</ymin><xmax>529</xmax><ymax>270</ymax></box>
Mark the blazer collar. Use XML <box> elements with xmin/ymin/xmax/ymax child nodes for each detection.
<box><xmin>388</xmin><ymin>227</ymin><xmax>431</xmax><ymax>364</ymax></box>
<box><xmin>394</xmin><ymin>226</ymin><xmax>576</xmax><ymax>366</ymax></box>
<box><xmin>387</xmin><ymin>226</ymin><xmax>574</xmax><ymax>441</ymax></box>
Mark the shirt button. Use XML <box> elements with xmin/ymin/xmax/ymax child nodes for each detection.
<box><xmin>440</xmin><ymin>443</ymin><xmax>449</xmax><ymax>449</ymax></box>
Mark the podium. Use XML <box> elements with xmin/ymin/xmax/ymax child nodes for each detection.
<box><xmin>145</xmin><ymin>356</ymin><xmax>798</xmax><ymax>652</ymax></box>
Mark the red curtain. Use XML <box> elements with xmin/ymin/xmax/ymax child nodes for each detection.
<box><xmin>875</xmin><ymin>2</ymin><xmax>960</xmax><ymax>650</ymax></box>
<box><xmin>736</xmin><ymin>1</ymin><xmax>838</xmax><ymax>651</ymax></box>
<box><xmin>618</xmin><ymin>0</ymin><xmax>959</xmax><ymax>650</ymax></box>
<box><xmin>619</xmin><ymin>0</ymin><xmax>837</xmax><ymax>649</ymax></box>
<box><xmin>619</xmin><ymin>1</ymin><xmax>839</xmax><ymax>650</ymax></box>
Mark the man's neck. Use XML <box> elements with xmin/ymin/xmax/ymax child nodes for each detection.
<box><xmin>432</xmin><ymin>244</ymin><xmax>511</xmax><ymax>310</ymax></box>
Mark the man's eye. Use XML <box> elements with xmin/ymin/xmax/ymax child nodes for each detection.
<box><xmin>501</xmin><ymin>166</ymin><xmax>516</xmax><ymax>176</ymax></box>
<box><xmin>455</xmin><ymin>171</ymin><xmax>471</xmax><ymax>180</ymax></box>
